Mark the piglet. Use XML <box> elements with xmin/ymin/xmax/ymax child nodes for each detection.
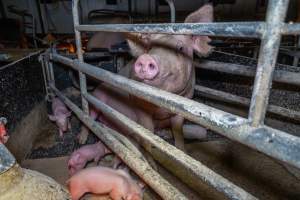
<box><xmin>67</xmin><ymin>166</ymin><xmax>142</xmax><ymax>200</ymax></box>
<box><xmin>48</xmin><ymin>97</ymin><xmax>71</xmax><ymax>137</ymax></box>
<box><xmin>68</xmin><ymin>141</ymin><xmax>111</xmax><ymax>176</ymax></box>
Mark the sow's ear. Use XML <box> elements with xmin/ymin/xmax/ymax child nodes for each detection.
<box><xmin>125</xmin><ymin>33</ymin><xmax>150</xmax><ymax>58</ymax></box>
<box><xmin>184</xmin><ymin>4</ymin><xmax>214</xmax><ymax>57</ymax></box>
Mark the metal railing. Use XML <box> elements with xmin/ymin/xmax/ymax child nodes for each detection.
<box><xmin>40</xmin><ymin>0</ymin><xmax>300</xmax><ymax>199</ymax></box>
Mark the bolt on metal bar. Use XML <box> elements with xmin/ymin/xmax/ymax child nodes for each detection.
<box><xmin>83</xmin><ymin>92</ymin><xmax>257</xmax><ymax>200</ymax></box>
<box><xmin>248</xmin><ymin>0</ymin><xmax>290</xmax><ymax>127</ymax></box>
<box><xmin>75</xmin><ymin>22</ymin><xmax>265</xmax><ymax>38</ymax></box>
<box><xmin>50</xmin><ymin>54</ymin><xmax>300</xmax><ymax>169</ymax></box>
<box><xmin>50</xmin><ymin>84</ymin><xmax>188</xmax><ymax>200</ymax></box>
<box><xmin>72</xmin><ymin>0</ymin><xmax>89</xmax><ymax>114</ymax></box>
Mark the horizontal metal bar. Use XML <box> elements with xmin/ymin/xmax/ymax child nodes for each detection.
<box><xmin>194</xmin><ymin>60</ymin><xmax>300</xmax><ymax>87</ymax></box>
<box><xmin>195</xmin><ymin>85</ymin><xmax>300</xmax><ymax>122</ymax></box>
<box><xmin>50</xmin><ymin>53</ymin><xmax>300</xmax><ymax>169</ymax></box>
<box><xmin>75</xmin><ymin>22</ymin><xmax>265</xmax><ymax>38</ymax></box>
<box><xmin>84</xmin><ymin>92</ymin><xmax>255</xmax><ymax>199</ymax></box>
<box><xmin>50</xmin><ymin>84</ymin><xmax>187</xmax><ymax>200</ymax></box>
<box><xmin>282</xmin><ymin>23</ymin><xmax>300</xmax><ymax>35</ymax></box>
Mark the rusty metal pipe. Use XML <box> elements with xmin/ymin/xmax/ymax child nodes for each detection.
<box><xmin>50</xmin><ymin>84</ymin><xmax>188</xmax><ymax>200</ymax></box>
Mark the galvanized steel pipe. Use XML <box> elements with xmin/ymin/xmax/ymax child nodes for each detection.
<box><xmin>195</xmin><ymin>60</ymin><xmax>300</xmax><ymax>87</ymax></box>
<box><xmin>75</xmin><ymin>22</ymin><xmax>264</xmax><ymax>38</ymax></box>
<box><xmin>50</xmin><ymin>84</ymin><xmax>188</xmax><ymax>200</ymax></box>
<box><xmin>72</xmin><ymin>0</ymin><xmax>89</xmax><ymax>116</ymax></box>
<box><xmin>248</xmin><ymin>0</ymin><xmax>290</xmax><ymax>126</ymax></box>
<box><xmin>50</xmin><ymin>53</ymin><xmax>300</xmax><ymax>169</ymax></box>
<box><xmin>84</xmin><ymin>92</ymin><xmax>257</xmax><ymax>200</ymax></box>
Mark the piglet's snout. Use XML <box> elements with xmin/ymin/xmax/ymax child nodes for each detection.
<box><xmin>134</xmin><ymin>54</ymin><xmax>159</xmax><ymax>80</ymax></box>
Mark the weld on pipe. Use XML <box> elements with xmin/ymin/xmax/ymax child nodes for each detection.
<box><xmin>50</xmin><ymin>84</ymin><xmax>188</xmax><ymax>200</ymax></box>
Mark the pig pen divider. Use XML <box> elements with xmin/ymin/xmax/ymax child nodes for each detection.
<box><xmin>40</xmin><ymin>0</ymin><xmax>300</xmax><ymax>199</ymax></box>
<box><xmin>49</xmin><ymin>84</ymin><xmax>188</xmax><ymax>200</ymax></box>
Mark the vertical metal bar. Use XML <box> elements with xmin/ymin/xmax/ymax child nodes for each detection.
<box><xmin>292</xmin><ymin>36</ymin><xmax>300</xmax><ymax>67</ymax></box>
<box><xmin>40</xmin><ymin>55</ymin><xmax>50</xmax><ymax>99</ymax></box>
<box><xmin>72</xmin><ymin>0</ymin><xmax>89</xmax><ymax>114</ymax></box>
<box><xmin>48</xmin><ymin>61</ymin><xmax>55</xmax><ymax>85</ymax></box>
<box><xmin>248</xmin><ymin>0</ymin><xmax>289</xmax><ymax>127</ymax></box>
<box><xmin>0</xmin><ymin>0</ymin><xmax>7</xmax><ymax>18</ymax></box>
<box><xmin>35</xmin><ymin>0</ymin><xmax>45</xmax><ymax>34</ymax></box>
<box><xmin>165</xmin><ymin>0</ymin><xmax>175</xmax><ymax>23</ymax></box>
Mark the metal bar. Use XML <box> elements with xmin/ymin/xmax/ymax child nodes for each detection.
<box><xmin>72</xmin><ymin>0</ymin><xmax>89</xmax><ymax>117</ymax></box>
<box><xmin>75</xmin><ymin>22</ymin><xmax>265</xmax><ymax>38</ymax></box>
<box><xmin>195</xmin><ymin>85</ymin><xmax>300</xmax><ymax>122</ymax></box>
<box><xmin>194</xmin><ymin>60</ymin><xmax>300</xmax><ymax>87</ymax></box>
<box><xmin>50</xmin><ymin>84</ymin><xmax>188</xmax><ymax>200</ymax></box>
<box><xmin>48</xmin><ymin>60</ymin><xmax>55</xmax><ymax>86</ymax></box>
<box><xmin>0</xmin><ymin>50</ymin><xmax>43</xmax><ymax>71</ymax></box>
<box><xmin>84</xmin><ymin>92</ymin><xmax>255</xmax><ymax>199</ymax></box>
<box><xmin>50</xmin><ymin>54</ymin><xmax>300</xmax><ymax>169</ymax></box>
<box><xmin>282</xmin><ymin>23</ymin><xmax>300</xmax><ymax>35</ymax></box>
<box><xmin>248</xmin><ymin>0</ymin><xmax>290</xmax><ymax>127</ymax></box>
<box><xmin>0</xmin><ymin>0</ymin><xmax>6</xmax><ymax>18</ymax></box>
<box><xmin>39</xmin><ymin>55</ymin><xmax>50</xmax><ymax>99</ymax></box>
<box><xmin>35</xmin><ymin>0</ymin><xmax>45</xmax><ymax>34</ymax></box>
<box><xmin>165</xmin><ymin>0</ymin><xmax>175</xmax><ymax>23</ymax></box>
<box><xmin>292</xmin><ymin>36</ymin><xmax>300</xmax><ymax>67</ymax></box>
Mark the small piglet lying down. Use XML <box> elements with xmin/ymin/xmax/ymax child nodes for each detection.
<box><xmin>48</xmin><ymin>97</ymin><xmax>71</xmax><ymax>137</ymax></box>
<box><xmin>67</xmin><ymin>166</ymin><xmax>142</xmax><ymax>200</ymax></box>
<box><xmin>68</xmin><ymin>141</ymin><xmax>111</xmax><ymax>176</ymax></box>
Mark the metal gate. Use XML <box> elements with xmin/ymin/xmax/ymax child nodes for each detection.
<box><xmin>39</xmin><ymin>0</ymin><xmax>300</xmax><ymax>199</ymax></box>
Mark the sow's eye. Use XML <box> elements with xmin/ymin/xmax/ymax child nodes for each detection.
<box><xmin>176</xmin><ymin>41</ymin><xmax>185</xmax><ymax>53</ymax></box>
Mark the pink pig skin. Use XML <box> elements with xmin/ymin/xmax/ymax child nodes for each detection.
<box><xmin>48</xmin><ymin>97</ymin><xmax>71</xmax><ymax>137</ymax></box>
<box><xmin>67</xmin><ymin>166</ymin><xmax>142</xmax><ymax>200</ymax></box>
<box><xmin>68</xmin><ymin>141</ymin><xmax>111</xmax><ymax>176</ymax></box>
<box><xmin>78</xmin><ymin>4</ymin><xmax>214</xmax><ymax>151</ymax></box>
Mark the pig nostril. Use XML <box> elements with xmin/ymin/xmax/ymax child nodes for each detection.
<box><xmin>149</xmin><ymin>63</ymin><xmax>155</xmax><ymax>70</ymax></box>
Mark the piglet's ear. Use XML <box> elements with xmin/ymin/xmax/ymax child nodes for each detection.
<box><xmin>125</xmin><ymin>33</ymin><xmax>149</xmax><ymax>58</ymax></box>
<box><xmin>48</xmin><ymin>115</ymin><xmax>56</xmax><ymax>121</ymax></box>
<box><xmin>184</xmin><ymin>4</ymin><xmax>214</xmax><ymax>57</ymax></box>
